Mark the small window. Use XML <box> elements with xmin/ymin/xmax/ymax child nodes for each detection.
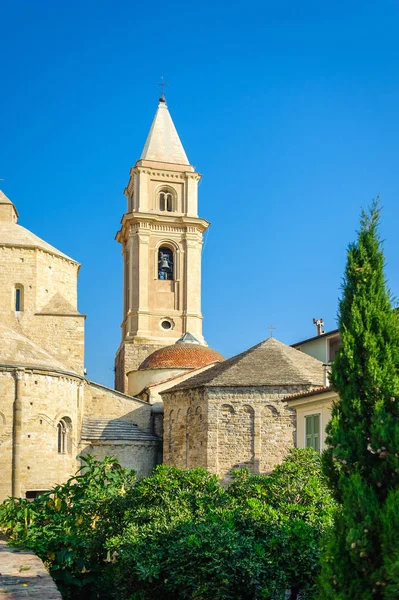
<box><xmin>57</xmin><ymin>417</ymin><xmax>72</xmax><ymax>454</ymax></box>
<box><xmin>158</xmin><ymin>188</ymin><xmax>174</xmax><ymax>212</ymax></box>
<box><xmin>15</xmin><ymin>285</ymin><xmax>24</xmax><ymax>312</ymax></box>
<box><xmin>158</xmin><ymin>247</ymin><xmax>174</xmax><ymax>280</ymax></box>
<box><xmin>305</xmin><ymin>414</ymin><xmax>320</xmax><ymax>453</ymax></box>
<box><xmin>26</xmin><ymin>490</ymin><xmax>48</xmax><ymax>500</ymax></box>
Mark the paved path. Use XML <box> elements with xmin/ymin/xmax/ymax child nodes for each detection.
<box><xmin>0</xmin><ymin>535</ymin><xmax>62</xmax><ymax>599</ymax></box>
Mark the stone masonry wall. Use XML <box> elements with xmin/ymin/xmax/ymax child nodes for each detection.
<box><xmin>0</xmin><ymin>372</ymin><xmax>14</xmax><ymax>501</ymax></box>
<box><xmin>206</xmin><ymin>387</ymin><xmax>305</xmax><ymax>480</ymax></box>
<box><xmin>85</xmin><ymin>381</ymin><xmax>153</xmax><ymax>433</ymax></box>
<box><xmin>163</xmin><ymin>385</ymin><xmax>313</xmax><ymax>481</ymax></box>
<box><xmin>115</xmin><ymin>339</ymin><xmax>169</xmax><ymax>393</ymax></box>
<box><xmin>30</xmin><ymin>314</ymin><xmax>85</xmax><ymax>374</ymax></box>
<box><xmin>79</xmin><ymin>440</ymin><xmax>159</xmax><ymax>478</ymax></box>
<box><xmin>0</xmin><ymin>246</ymin><xmax>84</xmax><ymax>374</ymax></box>
<box><xmin>162</xmin><ymin>388</ymin><xmax>207</xmax><ymax>469</ymax></box>
<box><xmin>0</xmin><ymin>368</ymin><xmax>83</xmax><ymax>502</ymax></box>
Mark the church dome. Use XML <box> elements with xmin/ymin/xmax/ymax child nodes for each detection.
<box><xmin>138</xmin><ymin>334</ymin><xmax>225</xmax><ymax>371</ymax></box>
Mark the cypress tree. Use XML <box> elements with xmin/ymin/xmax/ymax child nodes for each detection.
<box><xmin>318</xmin><ymin>202</ymin><xmax>399</xmax><ymax>599</ymax></box>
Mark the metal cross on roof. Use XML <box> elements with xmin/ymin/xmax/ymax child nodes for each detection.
<box><xmin>156</xmin><ymin>76</ymin><xmax>169</xmax><ymax>100</ymax></box>
<box><xmin>268</xmin><ymin>324</ymin><xmax>276</xmax><ymax>338</ymax></box>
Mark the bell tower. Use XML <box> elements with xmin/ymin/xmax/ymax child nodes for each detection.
<box><xmin>114</xmin><ymin>96</ymin><xmax>209</xmax><ymax>392</ymax></box>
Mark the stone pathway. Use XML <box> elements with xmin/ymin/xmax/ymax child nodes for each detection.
<box><xmin>0</xmin><ymin>535</ymin><xmax>62</xmax><ymax>599</ymax></box>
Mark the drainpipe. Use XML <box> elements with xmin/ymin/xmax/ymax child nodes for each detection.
<box><xmin>12</xmin><ymin>369</ymin><xmax>24</xmax><ymax>498</ymax></box>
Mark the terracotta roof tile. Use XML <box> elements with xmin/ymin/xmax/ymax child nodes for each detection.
<box><xmin>285</xmin><ymin>385</ymin><xmax>333</xmax><ymax>401</ymax></box>
<box><xmin>139</xmin><ymin>343</ymin><xmax>225</xmax><ymax>370</ymax></box>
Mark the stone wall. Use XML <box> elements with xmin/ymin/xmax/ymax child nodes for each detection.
<box><xmin>79</xmin><ymin>440</ymin><xmax>160</xmax><ymax>478</ymax></box>
<box><xmin>162</xmin><ymin>385</ymin><xmax>312</xmax><ymax>480</ymax></box>
<box><xmin>115</xmin><ymin>339</ymin><xmax>168</xmax><ymax>393</ymax></box>
<box><xmin>0</xmin><ymin>245</ymin><xmax>84</xmax><ymax>374</ymax></box>
<box><xmin>0</xmin><ymin>368</ymin><xmax>83</xmax><ymax>502</ymax></box>
<box><xmin>0</xmin><ymin>372</ymin><xmax>15</xmax><ymax>502</ymax></box>
<box><xmin>0</xmin><ymin>535</ymin><xmax>62</xmax><ymax>599</ymax></box>
<box><xmin>0</xmin><ymin>371</ymin><xmax>158</xmax><ymax>502</ymax></box>
<box><xmin>85</xmin><ymin>381</ymin><xmax>152</xmax><ymax>433</ymax></box>
<box><xmin>162</xmin><ymin>388</ymin><xmax>207</xmax><ymax>469</ymax></box>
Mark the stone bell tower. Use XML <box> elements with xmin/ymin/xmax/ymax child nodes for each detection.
<box><xmin>114</xmin><ymin>96</ymin><xmax>209</xmax><ymax>393</ymax></box>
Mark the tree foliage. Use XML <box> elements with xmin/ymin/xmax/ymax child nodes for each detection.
<box><xmin>319</xmin><ymin>202</ymin><xmax>399</xmax><ymax>599</ymax></box>
<box><xmin>0</xmin><ymin>450</ymin><xmax>334</xmax><ymax>600</ymax></box>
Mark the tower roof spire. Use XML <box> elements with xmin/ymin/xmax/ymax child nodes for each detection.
<box><xmin>140</xmin><ymin>99</ymin><xmax>190</xmax><ymax>166</ymax></box>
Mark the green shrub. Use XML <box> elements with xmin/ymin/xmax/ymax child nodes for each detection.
<box><xmin>0</xmin><ymin>455</ymin><xmax>135</xmax><ymax>599</ymax></box>
<box><xmin>0</xmin><ymin>450</ymin><xmax>335</xmax><ymax>599</ymax></box>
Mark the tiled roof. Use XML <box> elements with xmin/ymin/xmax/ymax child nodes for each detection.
<box><xmin>285</xmin><ymin>385</ymin><xmax>333</xmax><ymax>401</ymax></box>
<box><xmin>164</xmin><ymin>337</ymin><xmax>325</xmax><ymax>393</ymax></box>
<box><xmin>81</xmin><ymin>418</ymin><xmax>160</xmax><ymax>442</ymax></box>
<box><xmin>292</xmin><ymin>329</ymin><xmax>339</xmax><ymax>347</ymax></box>
<box><xmin>139</xmin><ymin>343</ymin><xmax>225</xmax><ymax>370</ymax></box>
<box><xmin>0</xmin><ymin>221</ymin><xmax>77</xmax><ymax>262</ymax></box>
<box><xmin>0</xmin><ymin>322</ymin><xmax>74</xmax><ymax>372</ymax></box>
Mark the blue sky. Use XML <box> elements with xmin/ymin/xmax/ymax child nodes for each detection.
<box><xmin>1</xmin><ymin>0</ymin><xmax>399</xmax><ymax>387</ymax></box>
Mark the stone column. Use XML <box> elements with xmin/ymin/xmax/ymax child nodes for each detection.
<box><xmin>12</xmin><ymin>369</ymin><xmax>24</xmax><ymax>498</ymax></box>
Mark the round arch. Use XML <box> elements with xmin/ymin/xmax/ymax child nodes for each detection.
<box><xmin>154</xmin><ymin>184</ymin><xmax>177</xmax><ymax>213</ymax></box>
<box><xmin>154</xmin><ymin>239</ymin><xmax>181</xmax><ymax>280</ymax></box>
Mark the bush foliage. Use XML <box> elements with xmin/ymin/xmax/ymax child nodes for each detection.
<box><xmin>0</xmin><ymin>449</ymin><xmax>335</xmax><ymax>600</ymax></box>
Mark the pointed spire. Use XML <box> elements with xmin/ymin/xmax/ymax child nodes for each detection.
<box><xmin>0</xmin><ymin>190</ymin><xmax>18</xmax><ymax>222</ymax></box>
<box><xmin>140</xmin><ymin>99</ymin><xmax>190</xmax><ymax>165</ymax></box>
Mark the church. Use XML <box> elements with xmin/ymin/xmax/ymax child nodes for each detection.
<box><xmin>0</xmin><ymin>95</ymin><xmax>336</xmax><ymax>501</ymax></box>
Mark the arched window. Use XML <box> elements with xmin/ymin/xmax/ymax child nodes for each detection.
<box><xmin>15</xmin><ymin>285</ymin><xmax>24</xmax><ymax>312</ymax></box>
<box><xmin>158</xmin><ymin>188</ymin><xmax>174</xmax><ymax>212</ymax></box>
<box><xmin>57</xmin><ymin>417</ymin><xmax>72</xmax><ymax>454</ymax></box>
<box><xmin>158</xmin><ymin>247</ymin><xmax>174</xmax><ymax>280</ymax></box>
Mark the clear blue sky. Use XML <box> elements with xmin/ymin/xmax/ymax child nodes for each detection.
<box><xmin>1</xmin><ymin>0</ymin><xmax>399</xmax><ymax>387</ymax></box>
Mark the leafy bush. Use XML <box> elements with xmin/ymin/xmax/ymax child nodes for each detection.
<box><xmin>0</xmin><ymin>455</ymin><xmax>135</xmax><ymax>599</ymax></box>
<box><xmin>0</xmin><ymin>449</ymin><xmax>335</xmax><ymax>600</ymax></box>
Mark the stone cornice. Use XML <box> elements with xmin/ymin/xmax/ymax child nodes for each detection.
<box><xmin>116</xmin><ymin>213</ymin><xmax>210</xmax><ymax>243</ymax></box>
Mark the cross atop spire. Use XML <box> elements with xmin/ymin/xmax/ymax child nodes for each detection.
<box><xmin>155</xmin><ymin>76</ymin><xmax>169</xmax><ymax>102</ymax></box>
